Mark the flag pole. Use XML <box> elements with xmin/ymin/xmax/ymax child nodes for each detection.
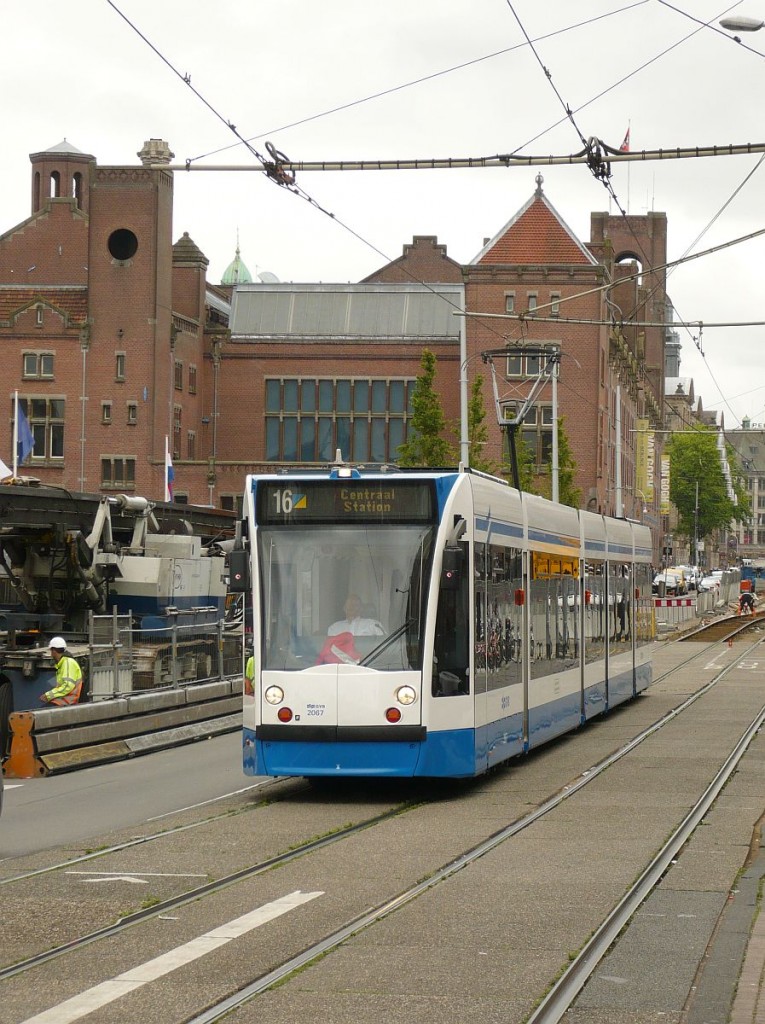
<box><xmin>12</xmin><ymin>390</ymin><xmax>19</xmax><ymax>480</ymax></box>
<box><xmin>164</xmin><ymin>435</ymin><xmax>169</xmax><ymax>502</ymax></box>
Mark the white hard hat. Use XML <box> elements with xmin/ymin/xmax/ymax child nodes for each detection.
<box><xmin>49</xmin><ymin>636</ymin><xmax>67</xmax><ymax>650</ymax></box>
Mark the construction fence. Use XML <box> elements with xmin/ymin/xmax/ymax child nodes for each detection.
<box><xmin>87</xmin><ymin>608</ymin><xmax>243</xmax><ymax>700</ymax></box>
<box><xmin>653</xmin><ymin>570</ymin><xmax>742</xmax><ymax>631</ymax></box>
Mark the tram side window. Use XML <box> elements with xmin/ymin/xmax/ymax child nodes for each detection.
<box><xmin>609</xmin><ymin>563</ymin><xmax>631</xmax><ymax>647</ymax></box>
<box><xmin>634</xmin><ymin>563</ymin><xmax>655</xmax><ymax>644</ymax></box>
<box><xmin>584</xmin><ymin>560</ymin><xmax>607</xmax><ymax>663</ymax></box>
<box><xmin>433</xmin><ymin>545</ymin><xmax>469</xmax><ymax>696</ymax></box>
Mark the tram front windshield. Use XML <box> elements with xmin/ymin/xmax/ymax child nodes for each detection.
<box><xmin>258</xmin><ymin>524</ymin><xmax>435</xmax><ymax>671</ymax></box>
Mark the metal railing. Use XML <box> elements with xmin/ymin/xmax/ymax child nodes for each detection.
<box><xmin>88</xmin><ymin>608</ymin><xmax>243</xmax><ymax>700</ymax></box>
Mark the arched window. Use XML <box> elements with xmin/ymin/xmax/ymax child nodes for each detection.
<box><xmin>615</xmin><ymin>253</ymin><xmax>643</xmax><ymax>286</ymax></box>
<box><xmin>50</xmin><ymin>170</ymin><xmax>60</xmax><ymax>198</ymax></box>
<box><xmin>72</xmin><ymin>172</ymin><xmax>83</xmax><ymax>209</ymax></box>
<box><xmin>34</xmin><ymin>172</ymin><xmax>41</xmax><ymax>211</ymax></box>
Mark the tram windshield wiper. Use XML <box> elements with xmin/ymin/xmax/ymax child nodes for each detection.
<box><xmin>359</xmin><ymin>618</ymin><xmax>415</xmax><ymax>667</ymax></box>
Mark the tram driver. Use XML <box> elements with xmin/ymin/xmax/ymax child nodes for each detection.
<box><xmin>327</xmin><ymin>593</ymin><xmax>385</xmax><ymax>637</ymax></box>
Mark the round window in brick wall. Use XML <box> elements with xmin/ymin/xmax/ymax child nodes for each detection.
<box><xmin>108</xmin><ymin>229</ymin><xmax>139</xmax><ymax>262</ymax></box>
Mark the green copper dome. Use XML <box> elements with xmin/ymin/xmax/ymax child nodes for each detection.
<box><xmin>221</xmin><ymin>245</ymin><xmax>252</xmax><ymax>285</ymax></box>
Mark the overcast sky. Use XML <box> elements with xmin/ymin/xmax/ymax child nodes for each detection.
<box><xmin>4</xmin><ymin>0</ymin><xmax>765</xmax><ymax>433</ymax></box>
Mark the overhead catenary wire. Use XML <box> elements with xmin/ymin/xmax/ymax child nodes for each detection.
<box><xmin>492</xmin><ymin>0</ymin><xmax>757</xmax><ymax>439</ymax></box>
<box><xmin>108</xmin><ymin>0</ymin><xmax>759</xmax><ymax>442</ymax></box>
<box><xmin>459</xmin><ymin>311</ymin><xmax>765</xmax><ymax>329</ymax></box>
<box><xmin>153</xmin><ymin>141</ymin><xmax>765</xmax><ymax>173</ymax></box>
<box><xmin>187</xmin><ymin>1</ymin><xmax>652</xmax><ymax>164</ymax></box>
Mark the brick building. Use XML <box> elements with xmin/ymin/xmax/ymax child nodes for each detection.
<box><xmin>0</xmin><ymin>139</ymin><xmax>228</xmax><ymax>504</ymax></box>
<box><xmin>363</xmin><ymin>175</ymin><xmax>667</xmax><ymax>523</ymax></box>
<box><xmin>1</xmin><ymin>142</ymin><xmax>666</xmax><ymax>537</ymax></box>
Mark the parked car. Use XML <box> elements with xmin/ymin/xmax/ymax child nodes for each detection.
<box><xmin>698</xmin><ymin>575</ymin><xmax>721</xmax><ymax>592</ymax></box>
<box><xmin>653</xmin><ymin>571</ymin><xmax>685</xmax><ymax>595</ymax></box>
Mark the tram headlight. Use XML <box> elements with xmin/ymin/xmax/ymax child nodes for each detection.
<box><xmin>264</xmin><ymin>685</ymin><xmax>284</xmax><ymax>705</ymax></box>
<box><xmin>396</xmin><ymin>685</ymin><xmax>417</xmax><ymax>706</ymax></box>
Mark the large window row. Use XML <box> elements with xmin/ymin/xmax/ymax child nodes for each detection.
<box><xmin>265</xmin><ymin>377</ymin><xmax>415</xmax><ymax>464</ymax></box>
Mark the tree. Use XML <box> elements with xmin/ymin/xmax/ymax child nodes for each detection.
<box><xmin>553</xmin><ymin>417</ymin><xmax>582</xmax><ymax>508</ymax></box>
<box><xmin>666</xmin><ymin>429</ymin><xmax>748</xmax><ymax>545</ymax></box>
<box><xmin>514</xmin><ymin>430</ymin><xmax>536</xmax><ymax>492</ymax></box>
<box><xmin>466</xmin><ymin>376</ymin><xmax>497</xmax><ymax>474</ymax></box>
<box><xmin>515</xmin><ymin>417</ymin><xmax>581</xmax><ymax>506</ymax></box>
<box><xmin>397</xmin><ymin>349</ymin><xmax>456</xmax><ymax>468</ymax></box>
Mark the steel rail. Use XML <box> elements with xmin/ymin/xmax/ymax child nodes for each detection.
<box><xmin>6</xmin><ymin>632</ymin><xmax>755</xmax><ymax>1004</ymax></box>
<box><xmin>0</xmin><ymin>625</ymin><xmax>718</xmax><ymax>889</ymax></box>
<box><xmin>0</xmin><ymin>777</ymin><xmax>283</xmax><ymax>888</ymax></box>
<box><xmin>0</xmin><ymin>803</ymin><xmax>413</xmax><ymax>981</ymax></box>
<box><xmin>527</xmin><ymin>682</ymin><xmax>765</xmax><ymax>1023</ymax></box>
<box><xmin>184</xmin><ymin>635</ymin><xmax>764</xmax><ymax>1024</ymax></box>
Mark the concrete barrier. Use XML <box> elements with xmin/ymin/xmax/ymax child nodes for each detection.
<box><xmin>3</xmin><ymin>678</ymin><xmax>243</xmax><ymax>778</ymax></box>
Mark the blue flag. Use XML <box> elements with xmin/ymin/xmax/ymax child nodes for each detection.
<box><xmin>17</xmin><ymin>405</ymin><xmax>34</xmax><ymax>464</ymax></box>
<box><xmin>165</xmin><ymin>447</ymin><xmax>175</xmax><ymax>501</ymax></box>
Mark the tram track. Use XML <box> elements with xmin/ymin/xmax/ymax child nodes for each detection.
<box><xmin>1</xmin><ymin>613</ymin><xmax>745</xmax><ymax>892</ymax></box>
<box><xmin>0</xmin><ymin>777</ymin><xmax>288</xmax><ymax>888</ymax></box>
<box><xmin>182</xmin><ymin>634</ymin><xmax>765</xmax><ymax>1024</ymax></box>
<box><xmin>5</xmin><ymin>634</ymin><xmax>761</xmax><ymax>1024</ymax></box>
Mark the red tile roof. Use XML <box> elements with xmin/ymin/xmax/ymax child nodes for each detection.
<box><xmin>476</xmin><ymin>193</ymin><xmax>595</xmax><ymax>266</ymax></box>
<box><xmin>0</xmin><ymin>288</ymin><xmax>88</xmax><ymax>324</ymax></box>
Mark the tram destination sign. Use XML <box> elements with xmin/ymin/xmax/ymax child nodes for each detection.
<box><xmin>256</xmin><ymin>480</ymin><xmax>436</xmax><ymax>524</ymax></box>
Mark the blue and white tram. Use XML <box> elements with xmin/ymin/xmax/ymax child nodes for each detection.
<box><xmin>232</xmin><ymin>467</ymin><xmax>654</xmax><ymax>779</ymax></box>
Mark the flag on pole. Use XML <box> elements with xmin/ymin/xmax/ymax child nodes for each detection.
<box><xmin>16</xmin><ymin>400</ymin><xmax>35</xmax><ymax>465</ymax></box>
<box><xmin>164</xmin><ymin>437</ymin><xmax>175</xmax><ymax>502</ymax></box>
<box><xmin>619</xmin><ymin>128</ymin><xmax>630</xmax><ymax>153</ymax></box>
<box><xmin>0</xmin><ymin>457</ymin><xmax>12</xmax><ymax>481</ymax></box>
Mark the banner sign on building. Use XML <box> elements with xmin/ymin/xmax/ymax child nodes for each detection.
<box><xmin>660</xmin><ymin>453</ymin><xmax>671</xmax><ymax>515</ymax></box>
<box><xmin>635</xmin><ymin>419</ymin><xmax>655</xmax><ymax>502</ymax></box>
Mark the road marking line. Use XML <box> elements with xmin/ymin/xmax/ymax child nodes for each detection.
<box><xmin>66</xmin><ymin>870</ymin><xmax>208</xmax><ymax>878</ymax></box>
<box><xmin>20</xmin><ymin>890</ymin><xmax>323</xmax><ymax>1024</ymax></box>
<box><xmin>145</xmin><ymin>780</ymin><xmax>272</xmax><ymax>821</ymax></box>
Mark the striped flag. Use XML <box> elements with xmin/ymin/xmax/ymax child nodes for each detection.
<box><xmin>619</xmin><ymin>128</ymin><xmax>630</xmax><ymax>152</ymax></box>
<box><xmin>164</xmin><ymin>437</ymin><xmax>175</xmax><ymax>502</ymax></box>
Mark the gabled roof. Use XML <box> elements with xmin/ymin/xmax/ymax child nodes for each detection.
<box><xmin>0</xmin><ymin>287</ymin><xmax>88</xmax><ymax>324</ymax></box>
<box><xmin>471</xmin><ymin>175</ymin><xmax>597</xmax><ymax>267</ymax></box>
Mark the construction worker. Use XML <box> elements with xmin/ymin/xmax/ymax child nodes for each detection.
<box><xmin>244</xmin><ymin>650</ymin><xmax>255</xmax><ymax>697</ymax></box>
<box><xmin>41</xmin><ymin>637</ymin><xmax>83</xmax><ymax>705</ymax></box>
<box><xmin>739</xmin><ymin>591</ymin><xmax>756</xmax><ymax>616</ymax></box>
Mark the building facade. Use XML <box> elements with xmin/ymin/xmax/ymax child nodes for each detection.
<box><xmin>0</xmin><ymin>139</ymin><xmax>228</xmax><ymax>504</ymax></box>
<box><xmin>1</xmin><ymin>142</ymin><xmax>669</xmax><ymax>549</ymax></box>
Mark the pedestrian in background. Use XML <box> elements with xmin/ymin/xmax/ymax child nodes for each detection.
<box><xmin>41</xmin><ymin>637</ymin><xmax>83</xmax><ymax>705</ymax></box>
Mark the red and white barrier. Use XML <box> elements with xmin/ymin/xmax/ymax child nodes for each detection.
<box><xmin>654</xmin><ymin>598</ymin><xmax>694</xmax><ymax>607</ymax></box>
